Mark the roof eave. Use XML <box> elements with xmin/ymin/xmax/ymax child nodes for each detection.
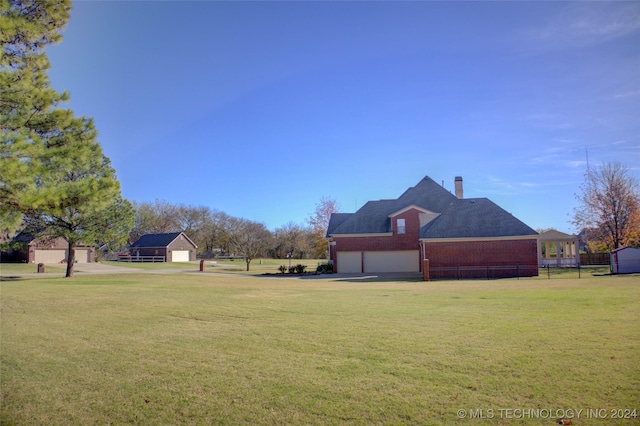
<box><xmin>388</xmin><ymin>204</ymin><xmax>436</xmax><ymax>218</ymax></box>
<box><xmin>420</xmin><ymin>234</ymin><xmax>539</xmax><ymax>243</ymax></box>
<box><xmin>329</xmin><ymin>232</ymin><xmax>394</xmax><ymax>238</ymax></box>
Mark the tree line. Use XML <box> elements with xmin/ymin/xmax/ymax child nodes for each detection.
<box><xmin>2</xmin><ymin>1</ymin><xmax>638</xmax><ymax>278</ymax></box>
<box><xmin>126</xmin><ymin>198</ymin><xmax>338</xmax><ymax>271</ymax></box>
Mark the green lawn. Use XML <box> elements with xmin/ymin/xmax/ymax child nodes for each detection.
<box><xmin>210</xmin><ymin>258</ymin><xmax>329</xmax><ymax>274</ymax></box>
<box><xmin>0</xmin><ymin>262</ymin><xmax>67</xmax><ymax>275</ymax></box>
<box><xmin>1</xmin><ymin>273</ymin><xmax>638</xmax><ymax>425</ymax></box>
<box><xmin>101</xmin><ymin>260</ymin><xmax>198</xmax><ymax>270</ymax></box>
<box><xmin>101</xmin><ymin>258</ymin><xmax>328</xmax><ymax>274</ymax></box>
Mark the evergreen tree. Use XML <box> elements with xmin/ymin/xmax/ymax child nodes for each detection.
<box><xmin>1</xmin><ymin>0</ymin><xmax>134</xmax><ymax>276</ymax></box>
<box><xmin>1</xmin><ymin>0</ymin><xmax>72</xmax><ymax>234</ymax></box>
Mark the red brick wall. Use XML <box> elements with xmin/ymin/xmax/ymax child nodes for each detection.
<box><xmin>333</xmin><ymin>208</ymin><xmax>423</xmax><ymax>252</ymax></box>
<box><xmin>333</xmin><ymin>235</ymin><xmax>421</xmax><ymax>252</ymax></box>
<box><xmin>424</xmin><ymin>239</ymin><xmax>538</xmax><ymax>279</ymax></box>
<box><xmin>330</xmin><ymin>209</ymin><xmax>425</xmax><ymax>273</ymax></box>
<box><xmin>329</xmin><ymin>206</ymin><xmax>538</xmax><ymax>279</ymax></box>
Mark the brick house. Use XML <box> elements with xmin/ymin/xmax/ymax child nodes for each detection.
<box><xmin>129</xmin><ymin>232</ymin><xmax>197</xmax><ymax>262</ymax></box>
<box><xmin>0</xmin><ymin>232</ymin><xmax>95</xmax><ymax>264</ymax></box>
<box><xmin>326</xmin><ymin>176</ymin><xmax>539</xmax><ymax>279</ymax></box>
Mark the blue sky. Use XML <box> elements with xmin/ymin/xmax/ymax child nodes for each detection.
<box><xmin>47</xmin><ymin>1</ymin><xmax>639</xmax><ymax>233</ymax></box>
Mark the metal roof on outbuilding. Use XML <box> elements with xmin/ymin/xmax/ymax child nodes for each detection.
<box><xmin>131</xmin><ymin>232</ymin><xmax>197</xmax><ymax>248</ymax></box>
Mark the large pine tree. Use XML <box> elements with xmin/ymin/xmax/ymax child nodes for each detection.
<box><xmin>1</xmin><ymin>0</ymin><xmax>134</xmax><ymax>276</ymax></box>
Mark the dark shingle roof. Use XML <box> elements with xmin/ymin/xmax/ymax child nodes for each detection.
<box><xmin>131</xmin><ymin>232</ymin><xmax>183</xmax><ymax>248</ymax></box>
<box><xmin>329</xmin><ymin>176</ymin><xmax>456</xmax><ymax>235</ymax></box>
<box><xmin>395</xmin><ymin>176</ymin><xmax>457</xmax><ymax>212</ymax></box>
<box><xmin>326</xmin><ymin>213</ymin><xmax>353</xmax><ymax>236</ymax></box>
<box><xmin>327</xmin><ymin>175</ymin><xmax>537</xmax><ymax>239</ymax></box>
<box><xmin>420</xmin><ymin>198</ymin><xmax>538</xmax><ymax>239</ymax></box>
<box><xmin>330</xmin><ymin>200</ymin><xmax>397</xmax><ymax>234</ymax></box>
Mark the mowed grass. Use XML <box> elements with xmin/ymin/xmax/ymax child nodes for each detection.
<box><xmin>102</xmin><ymin>258</ymin><xmax>328</xmax><ymax>274</ymax></box>
<box><xmin>1</xmin><ymin>273</ymin><xmax>638</xmax><ymax>425</ymax></box>
<box><xmin>0</xmin><ymin>263</ymin><xmax>67</xmax><ymax>275</ymax></box>
<box><xmin>101</xmin><ymin>260</ymin><xmax>200</xmax><ymax>270</ymax></box>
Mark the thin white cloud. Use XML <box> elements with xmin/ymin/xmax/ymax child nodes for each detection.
<box><xmin>523</xmin><ymin>2</ymin><xmax>640</xmax><ymax>49</ymax></box>
<box><xmin>614</xmin><ymin>89</ymin><xmax>640</xmax><ymax>99</ymax></box>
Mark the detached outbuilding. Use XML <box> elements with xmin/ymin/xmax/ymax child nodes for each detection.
<box><xmin>0</xmin><ymin>232</ymin><xmax>95</xmax><ymax>264</ymax></box>
<box><xmin>610</xmin><ymin>247</ymin><xmax>640</xmax><ymax>274</ymax></box>
<box><xmin>129</xmin><ymin>232</ymin><xmax>197</xmax><ymax>262</ymax></box>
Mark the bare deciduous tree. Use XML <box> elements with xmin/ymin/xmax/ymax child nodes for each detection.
<box><xmin>228</xmin><ymin>218</ymin><xmax>273</xmax><ymax>271</ymax></box>
<box><xmin>307</xmin><ymin>197</ymin><xmax>339</xmax><ymax>258</ymax></box>
<box><xmin>273</xmin><ymin>222</ymin><xmax>311</xmax><ymax>259</ymax></box>
<box><xmin>131</xmin><ymin>200</ymin><xmax>181</xmax><ymax>241</ymax></box>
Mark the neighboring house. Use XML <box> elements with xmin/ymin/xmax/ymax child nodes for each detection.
<box><xmin>326</xmin><ymin>175</ymin><xmax>539</xmax><ymax>279</ymax></box>
<box><xmin>129</xmin><ymin>232</ymin><xmax>197</xmax><ymax>262</ymax></box>
<box><xmin>610</xmin><ymin>247</ymin><xmax>640</xmax><ymax>274</ymax></box>
<box><xmin>0</xmin><ymin>232</ymin><xmax>95</xmax><ymax>264</ymax></box>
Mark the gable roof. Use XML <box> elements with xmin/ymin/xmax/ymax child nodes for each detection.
<box><xmin>395</xmin><ymin>176</ymin><xmax>457</xmax><ymax>212</ymax></box>
<box><xmin>327</xmin><ymin>175</ymin><xmax>537</xmax><ymax>239</ymax></box>
<box><xmin>131</xmin><ymin>232</ymin><xmax>196</xmax><ymax>248</ymax></box>
<box><xmin>539</xmin><ymin>230</ymin><xmax>577</xmax><ymax>242</ymax></box>
<box><xmin>420</xmin><ymin>198</ymin><xmax>538</xmax><ymax>239</ymax></box>
<box><xmin>10</xmin><ymin>231</ymin><xmax>93</xmax><ymax>247</ymax></box>
<box><xmin>389</xmin><ymin>204</ymin><xmax>435</xmax><ymax>218</ymax></box>
<box><xmin>329</xmin><ymin>176</ymin><xmax>456</xmax><ymax>235</ymax></box>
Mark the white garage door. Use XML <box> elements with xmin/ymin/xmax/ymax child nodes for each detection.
<box><xmin>171</xmin><ymin>250</ymin><xmax>190</xmax><ymax>262</ymax></box>
<box><xmin>363</xmin><ymin>250</ymin><xmax>420</xmax><ymax>273</ymax></box>
<box><xmin>337</xmin><ymin>252</ymin><xmax>362</xmax><ymax>273</ymax></box>
<box><xmin>34</xmin><ymin>249</ymin><xmax>66</xmax><ymax>264</ymax></box>
<box><xmin>74</xmin><ymin>249</ymin><xmax>90</xmax><ymax>263</ymax></box>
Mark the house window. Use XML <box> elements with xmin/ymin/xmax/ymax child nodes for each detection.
<box><xmin>397</xmin><ymin>219</ymin><xmax>406</xmax><ymax>234</ymax></box>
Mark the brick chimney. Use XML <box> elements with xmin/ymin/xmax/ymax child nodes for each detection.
<box><xmin>454</xmin><ymin>176</ymin><xmax>463</xmax><ymax>199</ymax></box>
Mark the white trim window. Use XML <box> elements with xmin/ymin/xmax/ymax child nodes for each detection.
<box><xmin>397</xmin><ymin>218</ymin><xmax>406</xmax><ymax>234</ymax></box>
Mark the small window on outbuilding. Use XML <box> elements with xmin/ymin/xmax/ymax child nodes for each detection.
<box><xmin>397</xmin><ymin>219</ymin><xmax>406</xmax><ymax>234</ymax></box>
